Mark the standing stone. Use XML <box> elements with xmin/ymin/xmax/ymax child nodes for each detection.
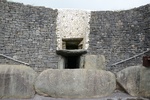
<box><xmin>0</xmin><ymin>65</ymin><xmax>37</xmax><ymax>99</ymax></box>
<box><xmin>84</xmin><ymin>55</ymin><xmax>106</xmax><ymax>70</ymax></box>
<box><xmin>116</xmin><ymin>65</ymin><xmax>150</xmax><ymax>97</ymax></box>
<box><xmin>35</xmin><ymin>69</ymin><xmax>116</xmax><ymax>98</ymax></box>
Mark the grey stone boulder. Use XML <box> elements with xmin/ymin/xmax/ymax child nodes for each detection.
<box><xmin>84</xmin><ymin>55</ymin><xmax>106</xmax><ymax>70</ymax></box>
<box><xmin>0</xmin><ymin>65</ymin><xmax>37</xmax><ymax>99</ymax></box>
<box><xmin>139</xmin><ymin>66</ymin><xmax>150</xmax><ymax>97</ymax></box>
<box><xmin>116</xmin><ymin>65</ymin><xmax>140</xmax><ymax>96</ymax></box>
<box><xmin>35</xmin><ymin>69</ymin><xmax>116</xmax><ymax>99</ymax></box>
<box><xmin>116</xmin><ymin>65</ymin><xmax>150</xmax><ymax>97</ymax></box>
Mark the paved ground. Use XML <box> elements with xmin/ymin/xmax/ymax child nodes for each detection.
<box><xmin>0</xmin><ymin>92</ymin><xmax>149</xmax><ymax>100</ymax></box>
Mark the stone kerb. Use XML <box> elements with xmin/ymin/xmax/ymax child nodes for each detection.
<box><xmin>0</xmin><ymin>65</ymin><xmax>37</xmax><ymax>99</ymax></box>
<box><xmin>117</xmin><ymin>65</ymin><xmax>150</xmax><ymax>98</ymax></box>
<box><xmin>35</xmin><ymin>69</ymin><xmax>116</xmax><ymax>99</ymax></box>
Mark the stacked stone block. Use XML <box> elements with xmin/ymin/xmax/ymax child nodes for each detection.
<box><xmin>89</xmin><ymin>4</ymin><xmax>150</xmax><ymax>72</ymax></box>
<box><xmin>0</xmin><ymin>0</ymin><xmax>58</xmax><ymax>72</ymax></box>
<box><xmin>0</xmin><ymin>0</ymin><xmax>150</xmax><ymax>73</ymax></box>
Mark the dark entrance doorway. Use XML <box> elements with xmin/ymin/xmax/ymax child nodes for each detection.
<box><xmin>56</xmin><ymin>38</ymin><xmax>87</xmax><ymax>69</ymax></box>
<box><xmin>62</xmin><ymin>38</ymin><xmax>83</xmax><ymax>69</ymax></box>
<box><xmin>62</xmin><ymin>38</ymin><xmax>83</xmax><ymax>50</ymax></box>
<box><xmin>65</xmin><ymin>56</ymin><xmax>80</xmax><ymax>69</ymax></box>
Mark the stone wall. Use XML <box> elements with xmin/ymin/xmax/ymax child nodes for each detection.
<box><xmin>89</xmin><ymin>4</ymin><xmax>150</xmax><ymax>72</ymax></box>
<box><xmin>0</xmin><ymin>56</ymin><xmax>21</xmax><ymax>65</ymax></box>
<box><xmin>0</xmin><ymin>0</ymin><xmax>149</xmax><ymax>72</ymax></box>
<box><xmin>0</xmin><ymin>0</ymin><xmax>58</xmax><ymax>72</ymax></box>
<box><xmin>56</xmin><ymin>9</ymin><xmax>90</xmax><ymax>50</ymax></box>
<box><xmin>143</xmin><ymin>5</ymin><xmax>150</xmax><ymax>49</ymax></box>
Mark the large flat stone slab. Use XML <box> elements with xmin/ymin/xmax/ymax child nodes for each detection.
<box><xmin>84</xmin><ymin>55</ymin><xmax>106</xmax><ymax>70</ymax></box>
<box><xmin>35</xmin><ymin>69</ymin><xmax>116</xmax><ymax>99</ymax></box>
<box><xmin>56</xmin><ymin>49</ymin><xmax>87</xmax><ymax>56</ymax></box>
<box><xmin>117</xmin><ymin>65</ymin><xmax>150</xmax><ymax>97</ymax></box>
<box><xmin>0</xmin><ymin>65</ymin><xmax>37</xmax><ymax>99</ymax></box>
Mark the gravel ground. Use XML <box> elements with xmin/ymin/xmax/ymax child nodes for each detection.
<box><xmin>0</xmin><ymin>92</ymin><xmax>149</xmax><ymax>100</ymax></box>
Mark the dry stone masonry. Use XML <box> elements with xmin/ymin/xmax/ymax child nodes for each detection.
<box><xmin>0</xmin><ymin>0</ymin><xmax>150</xmax><ymax>72</ymax></box>
<box><xmin>89</xmin><ymin>6</ymin><xmax>150</xmax><ymax>72</ymax></box>
<box><xmin>0</xmin><ymin>0</ymin><xmax>58</xmax><ymax>72</ymax></box>
<box><xmin>0</xmin><ymin>0</ymin><xmax>150</xmax><ymax>99</ymax></box>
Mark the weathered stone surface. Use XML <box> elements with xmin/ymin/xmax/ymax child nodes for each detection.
<box><xmin>0</xmin><ymin>65</ymin><xmax>37</xmax><ymax>99</ymax></box>
<box><xmin>84</xmin><ymin>55</ymin><xmax>106</xmax><ymax>70</ymax></box>
<box><xmin>0</xmin><ymin>0</ymin><xmax>150</xmax><ymax>73</ymax></box>
<box><xmin>35</xmin><ymin>69</ymin><xmax>116</xmax><ymax>98</ymax></box>
<box><xmin>116</xmin><ymin>65</ymin><xmax>140</xmax><ymax>96</ymax></box>
<box><xmin>0</xmin><ymin>1</ymin><xmax>58</xmax><ymax>72</ymax></box>
<box><xmin>56</xmin><ymin>10</ymin><xmax>90</xmax><ymax>50</ymax></box>
<box><xmin>139</xmin><ymin>67</ymin><xmax>150</xmax><ymax>97</ymax></box>
<box><xmin>116</xmin><ymin>65</ymin><xmax>150</xmax><ymax>97</ymax></box>
<box><xmin>89</xmin><ymin>4</ymin><xmax>150</xmax><ymax>73</ymax></box>
<box><xmin>56</xmin><ymin>49</ymin><xmax>87</xmax><ymax>56</ymax></box>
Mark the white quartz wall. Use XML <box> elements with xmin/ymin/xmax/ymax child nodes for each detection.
<box><xmin>56</xmin><ymin>9</ymin><xmax>90</xmax><ymax>50</ymax></box>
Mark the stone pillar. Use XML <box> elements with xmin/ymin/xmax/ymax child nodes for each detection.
<box><xmin>84</xmin><ymin>55</ymin><xmax>106</xmax><ymax>70</ymax></box>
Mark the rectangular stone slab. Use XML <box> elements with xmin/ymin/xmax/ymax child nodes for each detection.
<box><xmin>84</xmin><ymin>55</ymin><xmax>106</xmax><ymax>70</ymax></box>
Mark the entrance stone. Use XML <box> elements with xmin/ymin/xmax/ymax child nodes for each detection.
<box><xmin>35</xmin><ymin>69</ymin><xmax>116</xmax><ymax>98</ymax></box>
